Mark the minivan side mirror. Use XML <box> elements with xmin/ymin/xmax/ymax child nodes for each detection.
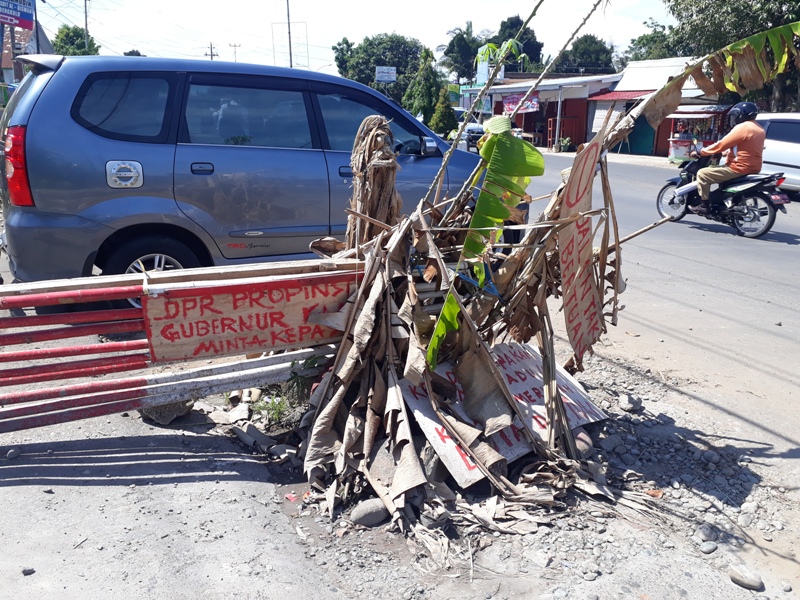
<box><xmin>421</xmin><ymin>136</ymin><xmax>438</xmax><ymax>156</ymax></box>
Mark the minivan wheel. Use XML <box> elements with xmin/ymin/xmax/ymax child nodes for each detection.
<box><xmin>103</xmin><ymin>236</ymin><xmax>201</xmax><ymax>308</ymax></box>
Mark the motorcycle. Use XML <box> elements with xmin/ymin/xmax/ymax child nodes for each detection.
<box><xmin>656</xmin><ymin>154</ymin><xmax>791</xmax><ymax>238</ymax></box>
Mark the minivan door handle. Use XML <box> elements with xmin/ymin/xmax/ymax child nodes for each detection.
<box><xmin>191</xmin><ymin>162</ymin><xmax>214</xmax><ymax>175</ymax></box>
<box><xmin>338</xmin><ymin>166</ymin><xmax>353</xmax><ymax>178</ymax></box>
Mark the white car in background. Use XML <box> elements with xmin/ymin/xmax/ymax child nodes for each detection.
<box><xmin>756</xmin><ymin>113</ymin><xmax>800</xmax><ymax>198</ymax></box>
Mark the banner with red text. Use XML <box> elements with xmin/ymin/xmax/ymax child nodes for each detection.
<box><xmin>558</xmin><ymin>125</ymin><xmax>606</xmax><ymax>363</ymax></box>
<box><xmin>143</xmin><ymin>271</ymin><xmax>361</xmax><ymax>361</ymax></box>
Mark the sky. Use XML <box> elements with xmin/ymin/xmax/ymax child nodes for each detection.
<box><xmin>34</xmin><ymin>0</ymin><xmax>677</xmax><ymax>75</ymax></box>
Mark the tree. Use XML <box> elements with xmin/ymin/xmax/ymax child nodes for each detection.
<box><xmin>332</xmin><ymin>37</ymin><xmax>354</xmax><ymax>76</ymax></box>
<box><xmin>437</xmin><ymin>22</ymin><xmax>487</xmax><ymax>84</ymax></box>
<box><xmin>555</xmin><ymin>34</ymin><xmax>615</xmax><ymax>74</ymax></box>
<box><xmin>663</xmin><ymin>0</ymin><xmax>800</xmax><ymax>110</ymax></box>
<box><xmin>428</xmin><ymin>88</ymin><xmax>458</xmax><ymax>136</ymax></box>
<box><xmin>621</xmin><ymin>19</ymin><xmax>681</xmax><ymax>66</ymax></box>
<box><xmin>52</xmin><ymin>24</ymin><xmax>100</xmax><ymax>56</ymax></box>
<box><xmin>490</xmin><ymin>15</ymin><xmax>543</xmax><ymax>71</ymax></box>
<box><xmin>332</xmin><ymin>33</ymin><xmax>426</xmax><ymax>104</ymax></box>
<box><xmin>123</xmin><ymin>49</ymin><xmax>143</xmax><ymax>56</ymax></box>
<box><xmin>402</xmin><ymin>49</ymin><xmax>445</xmax><ymax>125</ymax></box>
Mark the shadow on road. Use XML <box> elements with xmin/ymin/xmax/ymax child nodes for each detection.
<box><xmin>0</xmin><ymin>427</ymin><xmax>272</xmax><ymax>488</ymax></box>
<box><xmin>677</xmin><ymin>218</ymin><xmax>800</xmax><ymax>244</ymax></box>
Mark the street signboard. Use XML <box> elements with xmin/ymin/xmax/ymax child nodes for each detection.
<box><xmin>0</xmin><ymin>0</ymin><xmax>34</xmax><ymax>30</ymax></box>
<box><xmin>448</xmin><ymin>84</ymin><xmax>460</xmax><ymax>105</ymax></box>
<box><xmin>375</xmin><ymin>66</ymin><xmax>396</xmax><ymax>84</ymax></box>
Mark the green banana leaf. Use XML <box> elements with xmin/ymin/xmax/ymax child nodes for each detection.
<box><xmin>427</xmin><ymin>115</ymin><xmax>544</xmax><ymax>369</ymax></box>
<box><xmin>721</xmin><ymin>21</ymin><xmax>800</xmax><ymax>93</ymax></box>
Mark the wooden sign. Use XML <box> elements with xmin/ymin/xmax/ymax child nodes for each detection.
<box><xmin>143</xmin><ymin>271</ymin><xmax>362</xmax><ymax>362</ymax></box>
<box><xmin>493</xmin><ymin>342</ymin><xmax>606</xmax><ymax>438</ymax></box>
<box><xmin>399</xmin><ymin>364</ymin><xmax>533</xmax><ymax>488</ymax></box>
<box><xmin>558</xmin><ymin>128</ymin><xmax>605</xmax><ymax>363</ymax></box>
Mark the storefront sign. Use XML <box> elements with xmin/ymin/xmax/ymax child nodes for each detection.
<box><xmin>0</xmin><ymin>0</ymin><xmax>34</xmax><ymax>30</ymax></box>
<box><xmin>503</xmin><ymin>92</ymin><xmax>539</xmax><ymax>113</ymax></box>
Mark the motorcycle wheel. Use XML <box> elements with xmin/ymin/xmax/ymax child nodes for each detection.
<box><xmin>731</xmin><ymin>195</ymin><xmax>776</xmax><ymax>238</ymax></box>
<box><xmin>656</xmin><ymin>183</ymin><xmax>687</xmax><ymax>221</ymax></box>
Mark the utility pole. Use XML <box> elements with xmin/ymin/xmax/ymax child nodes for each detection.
<box><xmin>33</xmin><ymin>0</ymin><xmax>40</xmax><ymax>53</ymax></box>
<box><xmin>285</xmin><ymin>0</ymin><xmax>292</xmax><ymax>68</ymax></box>
<box><xmin>205</xmin><ymin>42</ymin><xmax>218</xmax><ymax>60</ymax></box>
<box><xmin>229</xmin><ymin>43</ymin><xmax>241</xmax><ymax>62</ymax></box>
<box><xmin>84</xmin><ymin>0</ymin><xmax>89</xmax><ymax>50</ymax></box>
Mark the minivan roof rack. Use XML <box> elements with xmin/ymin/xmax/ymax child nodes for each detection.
<box><xmin>16</xmin><ymin>54</ymin><xmax>65</xmax><ymax>74</ymax></box>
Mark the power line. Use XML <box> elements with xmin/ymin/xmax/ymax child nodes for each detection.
<box><xmin>204</xmin><ymin>42</ymin><xmax>218</xmax><ymax>60</ymax></box>
<box><xmin>229</xmin><ymin>42</ymin><xmax>240</xmax><ymax>62</ymax></box>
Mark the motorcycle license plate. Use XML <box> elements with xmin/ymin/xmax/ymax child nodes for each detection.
<box><xmin>770</xmin><ymin>192</ymin><xmax>790</xmax><ymax>204</ymax></box>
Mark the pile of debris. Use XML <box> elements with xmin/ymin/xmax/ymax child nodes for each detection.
<box><xmin>292</xmin><ymin>106</ymin><xmax>624</xmax><ymax>536</ymax></box>
<box><xmin>180</xmin><ymin>16</ymin><xmax>800</xmax><ymax>559</ymax></box>
<box><xmin>289</xmin><ymin>17</ymin><xmax>800</xmax><ymax>539</ymax></box>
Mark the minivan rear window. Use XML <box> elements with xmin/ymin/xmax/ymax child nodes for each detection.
<box><xmin>0</xmin><ymin>71</ymin><xmax>36</xmax><ymax>133</ymax></box>
<box><xmin>71</xmin><ymin>72</ymin><xmax>175</xmax><ymax>143</ymax></box>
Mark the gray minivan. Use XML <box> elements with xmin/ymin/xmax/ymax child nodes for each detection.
<box><xmin>1</xmin><ymin>55</ymin><xmax>479</xmax><ymax>282</ymax></box>
<box><xmin>756</xmin><ymin>112</ymin><xmax>800</xmax><ymax>197</ymax></box>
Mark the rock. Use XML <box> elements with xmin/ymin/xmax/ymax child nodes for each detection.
<box><xmin>728</xmin><ymin>565</ymin><xmax>763</xmax><ymax>591</ymax></box>
<box><xmin>694</xmin><ymin>524</ymin><xmax>717</xmax><ymax>542</ymax></box>
<box><xmin>702</xmin><ymin>450</ymin><xmax>720</xmax><ymax>464</ymax></box>
<box><xmin>227</xmin><ymin>402</ymin><xmax>251</xmax><ymax>423</ymax></box>
<box><xmin>600</xmin><ymin>434</ymin><xmax>624</xmax><ymax>453</ymax></box>
<box><xmin>572</xmin><ymin>427</ymin><xmax>594</xmax><ymax>459</ymax></box>
<box><xmin>699</xmin><ymin>541</ymin><xmax>717</xmax><ymax>554</ymax></box>
<box><xmin>22</xmin><ymin>568</ymin><xmax>35</xmax><ymax>576</ymax></box>
<box><xmin>583</xmin><ymin>572</ymin><xmax>598</xmax><ymax>581</ymax></box>
<box><xmin>526</xmin><ymin>549</ymin><xmax>552</xmax><ymax>568</ymax></box>
<box><xmin>350</xmin><ymin>498</ymin><xmax>390</xmax><ymax>527</ymax></box>
<box><xmin>231</xmin><ymin>422</ymin><xmax>275</xmax><ymax>452</ymax></box>
<box><xmin>782</xmin><ymin>582</ymin><xmax>792</xmax><ymax>592</ymax></box>
<box><xmin>618</xmin><ymin>393</ymin><xmax>642</xmax><ymax>413</ymax></box>
<box><xmin>6</xmin><ymin>448</ymin><xmax>21</xmax><ymax>460</ymax></box>
<box><xmin>140</xmin><ymin>400</ymin><xmax>194</xmax><ymax>425</ymax></box>
<box><xmin>740</xmin><ymin>501</ymin><xmax>757</xmax><ymax>514</ymax></box>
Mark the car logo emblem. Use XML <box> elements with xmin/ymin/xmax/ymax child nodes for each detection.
<box><xmin>106</xmin><ymin>161</ymin><xmax>144</xmax><ymax>188</ymax></box>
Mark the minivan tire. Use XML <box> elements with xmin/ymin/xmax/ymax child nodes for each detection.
<box><xmin>103</xmin><ymin>236</ymin><xmax>201</xmax><ymax>309</ymax></box>
<box><xmin>104</xmin><ymin>235</ymin><xmax>202</xmax><ymax>277</ymax></box>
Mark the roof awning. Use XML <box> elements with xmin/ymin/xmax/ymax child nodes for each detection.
<box><xmin>666</xmin><ymin>104</ymin><xmax>732</xmax><ymax>118</ymax></box>
<box><xmin>588</xmin><ymin>90</ymin><xmax>653</xmax><ymax>101</ymax></box>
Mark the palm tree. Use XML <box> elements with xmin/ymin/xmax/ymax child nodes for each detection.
<box><xmin>437</xmin><ymin>21</ymin><xmax>486</xmax><ymax>84</ymax></box>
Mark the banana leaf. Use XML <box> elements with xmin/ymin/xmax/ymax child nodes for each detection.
<box><xmin>615</xmin><ymin>21</ymin><xmax>800</xmax><ymax>151</ymax></box>
<box><xmin>427</xmin><ymin>116</ymin><xmax>544</xmax><ymax>369</ymax></box>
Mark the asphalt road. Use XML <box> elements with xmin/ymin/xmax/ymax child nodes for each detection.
<box><xmin>537</xmin><ymin>152</ymin><xmax>800</xmax><ymax>484</ymax></box>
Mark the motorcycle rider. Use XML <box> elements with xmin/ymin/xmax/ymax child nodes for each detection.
<box><xmin>689</xmin><ymin>101</ymin><xmax>765</xmax><ymax>215</ymax></box>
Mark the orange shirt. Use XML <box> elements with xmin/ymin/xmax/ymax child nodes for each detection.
<box><xmin>701</xmin><ymin>120</ymin><xmax>765</xmax><ymax>174</ymax></box>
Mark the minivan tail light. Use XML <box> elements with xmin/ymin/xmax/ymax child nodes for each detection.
<box><xmin>5</xmin><ymin>125</ymin><xmax>35</xmax><ymax>207</ymax></box>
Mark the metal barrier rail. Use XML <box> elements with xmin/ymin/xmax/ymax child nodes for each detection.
<box><xmin>0</xmin><ymin>346</ymin><xmax>334</xmax><ymax>433</ymax></box>
<box><xmin>0</xmin><ymin>260</ymin><xmax>361</xmax><ymax>433</ymax></box>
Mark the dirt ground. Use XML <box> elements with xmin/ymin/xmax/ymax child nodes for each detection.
<box><xmin>1</xmin><ymin>333</ymin><xmax>797</xmax><ymax>600</ymax></box>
